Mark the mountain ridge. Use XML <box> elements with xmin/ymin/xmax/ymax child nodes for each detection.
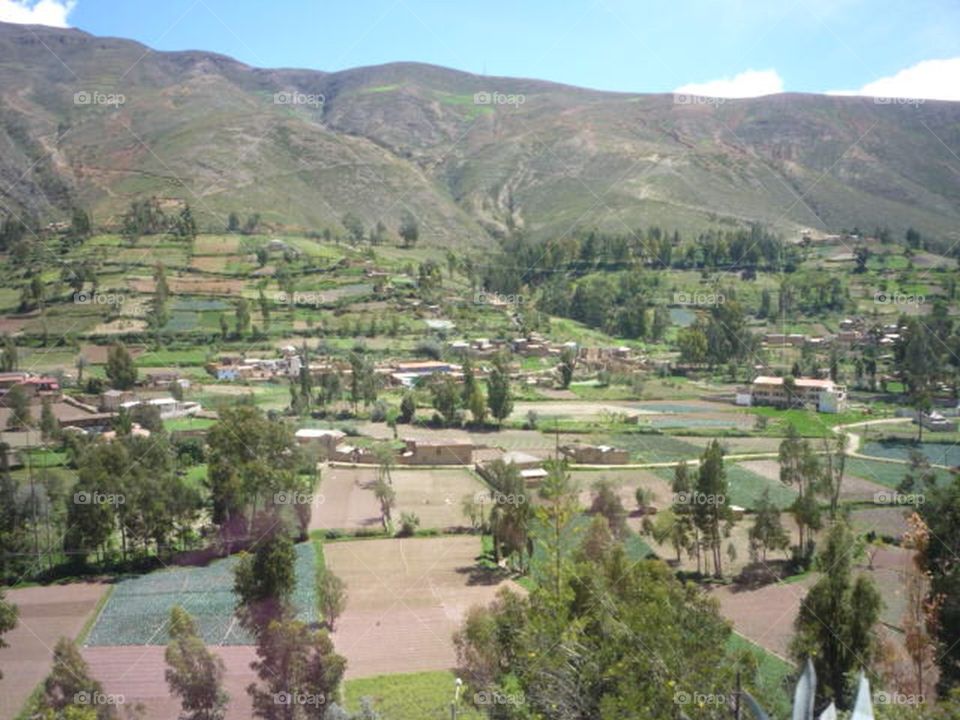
<box><xmin>1</xmin><ymin>20</ymin><xmax>959</xmax><ymax>248</ymax></box>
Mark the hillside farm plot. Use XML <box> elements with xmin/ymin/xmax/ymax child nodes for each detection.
<box><xmin>86</xmin><ymin>543</ymin><xmax>317</xmax><ymax>646</ymax></box>
<box><xmin>737</xmin><ymin>459</ymin><xmax>886</xmax><ymax>503</ymax></box>
<box><xmin>324</xmin><ymin>536</ymin><xmax>520</xmax><ymax>678</ymax></box>
<box><xmin>0</xmin><ymin>583</ymin><xmax>108</xmax><ymax>720</ymax></box>
<box><xmin>862</xmin><ymin>440</ymin><xmax>960</xmax><ymax>468</ymax></box>
<box><xmin>613</xmin><ymin>433</ymin><xmax>703</xmax><ymax>463</ymax></box>
<box><xmin>312</xmin><ymin>466</ymin><xmax>487</xmax><ymax>531</ymax></box>
<box><xmin>711</xmin><ymin>575</ymin><xmax>818</xmax><ymax>659</ymax></box>
<box><xmin>845</xmin><ymin>457</ymin><xmax>953</xmax><ymax>489</ymax></box>
<box><xmin>84</xmin><ymin>645</ymin><xmax>256</xmax><ymax>720</ymax></box>
<box><xmin>573</xmin><ymin>468</ymin><xmax>674</xmax><ymax>516</ymax></box>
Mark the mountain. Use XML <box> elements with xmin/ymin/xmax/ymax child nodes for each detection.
<box><xmin>1</xmin><ymin>21</ymin><xmax>959</xmax><ymax>248</ymax></box>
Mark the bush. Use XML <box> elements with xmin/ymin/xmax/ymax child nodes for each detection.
<box><xmin>370</xmin><ymin>400</ymin><xmax>388</xmax><ymax>423</ymax></box>
<box><xmin>397</xmin><ymin>512</ymin><xmax>420</xmax><ymax>537</ymax></box>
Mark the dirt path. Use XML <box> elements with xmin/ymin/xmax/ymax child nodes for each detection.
<box><xmin>831</xmin><ymin>418</ymin><xmax>953</xmax><ymax>468</ymax></box>
<box><xmin>0</xmin><ymin>583</ymin><xmax>108</xmax><ymax>720</ymax></box>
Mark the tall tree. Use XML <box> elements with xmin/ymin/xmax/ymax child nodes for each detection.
<box><xmin>165</xmin><ymin>606</ymin><xmax>228</xmax><ymax>720</ymax></box>
<box><xmin>486</xmin><ymin>353</ymin><xmax>514</xmax><ymax>428</ymax></box>
<box><xmin>790</xmin><ymin>521</ymin><xmax>882</xmax><ymax>710</ymax></box>
<box><xmin>105</xmin><ymin>343</ymin><xmax>137</xmax><ymax>390</ymax></box>
<box><xmin>234</xmin><ymin>518</ymin><xmax>296</xmax><ymax>632</ymax></box>
<box><xmin>0</xmin><ymin>589</ymin><xmax>17</xmax><ymax>679</ymax></box>
<box><xmin>247</xmin><ymin>618</ymin><xmax>345</xmax><ymax>720</ymax></box>
<box><xmin>693</xmin><ymin>439</ymin><xmax>731</xmax><ymax>577</ymax></box>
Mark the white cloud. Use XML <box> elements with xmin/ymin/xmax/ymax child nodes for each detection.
<box><xmin>0</xmin><ymin>0</ymin><xmax>75</xmax><ymax>27</ymax></box>
<box><xmin>674</xmin><ymin>69</ymin><xmax>784</xmax><ymax>99</ymax></box>
<box><xmin>828</xmin><ymin>58</ymin><xmax>960</xmax><ymax>102</ymax></box>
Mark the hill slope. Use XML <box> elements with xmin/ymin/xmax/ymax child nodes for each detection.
<box><xmin>1</xmin><ymin>21</ymin><xmax>959</xmax><ymax>247</ymax></box>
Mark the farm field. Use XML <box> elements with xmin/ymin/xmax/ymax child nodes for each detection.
<box><xmin>324</xmin><ymin>536</ymin><xmax>522</xmax><ymax>678</ymax></box>
<box><xmin>83</xmin><ymin>645</ymin><xmax>256</xmax><ymax>720</ymax></box>
<box><xmin>312</xmin><ymin>466</ymin><xmax>488</xmax><ymax>532</ymax></box>
<box><xmin>343</xmin><ymin>670</ymin><xmax>484</xmax><ymax>720</ymax></box>
<box><xmin>86</xmin><ymin>543</ymin><xmax>317</xmax><ymax>646</ymax></box>
<box><xmin>0</xmin><ymin>583</ymin><xmax>108</xmax><ymax>720</ymax></box>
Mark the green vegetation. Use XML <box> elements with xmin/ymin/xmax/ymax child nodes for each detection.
<box><xmin>343</xmin><ymin>671</ymin><xmax>484</xmax><ymax>719</ymax></box>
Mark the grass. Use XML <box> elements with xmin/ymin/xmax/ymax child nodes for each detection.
<box><xmin>845</xmin><ymin>457</ymin><xmax>954</xmax><ymax>489</ymax></box>
<box><xmin>165</xmin><ymin>416</ymin><xmax>216</xmax><ymax>432</ymax></box>
<box><xmin>747</xmin><ymin>407</ymin><xmax>874</xmax><ymax>438</ymax></box>
<box><xmin>343</xmin><ymin>670</ymin><xmax>484</xmax><ymax>719</ymax></box>
<box><xmin>651</xmin><ymin>463</ymin><xmax>796</xmax><ymax>510</ymax></box>
<box><xmin>726</xmin><ymin>632</ymin><xmax>793</xmax><ymax>717</ymax></box>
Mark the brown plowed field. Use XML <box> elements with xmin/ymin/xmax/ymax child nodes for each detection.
<box><xmin>0</xmin><ymin>582</ymin><xmax>108</xmax><ymax>720</ymax></box>
<box><xmin>83</xmin><ymin>645</ymin><xmax>256</xmax><ymax>720</ymax></box>
<box><xmin>325</xmin><ymin>536</ymin><xmax>522</xmax><ymax>679</ymax></box>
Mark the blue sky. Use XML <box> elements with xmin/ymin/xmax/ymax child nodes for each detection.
<box><xmin>2</xmin><ymin>0</ymin><xmax>959</xmax><ymax>98</ymax></box>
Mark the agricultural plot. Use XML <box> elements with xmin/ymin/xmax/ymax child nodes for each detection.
<box><xmin>737</xmin><ymin>459</ymin><xmax>885</xmax><ymax>503</ymax></box>
<box><xmin>711</xmin><ymin>575</ymin><xmax>818</xmax><ymax>659</ymax></box>
<box><xmin>573</xmin><ymin>468</ymin><xmax>674</xmax><ymax>516</ymax></box>
<box><xmin>845</xmin><ymin>457</ymin><xmax>953</xmax><ymax>489</ymax></box>
<box><xmin>312</xmin><ymin>466</ymin><xmax>487</xmax><ymax>532</ymax></box>
<box><xmin>0</xmin><ymin>583</ymin><xmax>108</xmax><ymax>720</ymax></box>
<box><xmin>83</xmin><ymin>645</ymin><xmax>256</xmax><ymax>720</ymax></box>
<box><xmin>862</xmin><ymin>439</ymin><xmax>960</xmax><ymax>468</ymax></box>
<box><xmin>343</xmin><ymin>670</ymin><xmax>484</xmax><ymax>720</ymax></box>
<box><xmin>324</xmin><ymin>536</ymin><xmax>520</xmax><ymax>678</ymax></box>
<box><xmin>613</xmin><ymin>433</ymin><xmax>703</xmax><ymax>463</ymax></box>
<box><xmin>650</xmin><ymin>462</ymin><xmax>796</xmax><ymax>510</ymax></box>
<box><xmin>86</xmin><ymin>542</ymin><xmax>317</xmax><ymax>646</ymax></box>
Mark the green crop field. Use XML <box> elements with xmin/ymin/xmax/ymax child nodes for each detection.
<box><xmin>85</xmin><ymin>542</ymin><xmax>317</xmax><ymax>645</ymax></box>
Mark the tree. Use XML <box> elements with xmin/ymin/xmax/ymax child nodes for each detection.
<box><xmin>693</xmin><ymin>439</ymin><xmax>731</xmax><ymax>577</ymax></box>
<box><xmin>40</xmin><ymin>396</ymin><xmax>58</xmax><ymax>443</ymax></box>
<box><xmin>589</xmin><ymin>479</ymin><xmax>628</xmax><ymax>539</ymax></box>
<box><xmin>918</xmin><ymin>474</ymin><xmax>960</xmax><ymax>694</ymax></box>
<box><xmin>485</xmin><ymin>460</ymin><xmax>531</xmax><ymax>568</ymax></box>
<box><xmin>486</xmin><ymin>354</ymin><xmax>513</xmax><ymax>427</ymax></box>
<box><xmin>165</xmin><ymin>606</ymin><xmax>228</xmax><ymax>720</ymax></box>
<box><xmin>5</xmin><ymin>384</ymin><xmax>32</xmax><ymax>430</ymax></box>
<box><xmin>372</xmin><ymin>475</ymin><xmax>395</xmax><ymax>530</ymax></box>
<box><xmin>233</xmin><ymin>519</ymin><xmax>297</xmax><ymax>632</ymax></box>
<box><xmin>399</xmin><ymin>392</ymin><xmax>416</xmax><ymax>423</ymax></box>
<box><xmin>105</xmin><ymin>343</ymin><xmax>137</xmax><ymax>390</ymax></box>
<box><xmin>558</xmin><ymin>347</ymin><xmax>576</xmax><ymax>389</ymax></box>
<box><xmin>247</xmin><ymin>617</ymin><xmax>345</xmax><ymax>720</ymax></box>
<box><xmin>0</xmin><ymin>333</ymin><xmax>16</xmax><ymax>371</ymax></box>
<box><xmin>316</xmin><ymin>569</ymin><xmax>346</xmax><ymax>632</ymax></box>
<box><xmin>779</xmin><ymin>424</ymin><xmax>823</xmax><ymax>560</ymax></box>
<box><xmin>235</xmin><ymin>299</ymin><xmax>251</xmax><ymax>337</ymax></box>
<box><xmin>454</xmin><ymin>548</ymin><xmax>749</xmax><ymax>719</ymax></box>
<box><xmin>341</xmin><ymin>213</ymin><xmax>365</xmax><ymax>245</ymax></box>
<box><xmin>206</xmin><ymin>405</ymin><xmax>302</xmax><ymax>543</ymax></box>
<box><xmin>467</xmin><ymin>384</ymin><xmax>486</xmax><ymax>426</ymax></box>
<box><xmin>429</xmin><ymin>375</ymin><xmax>460</xmax><ymax>426</ymax></box>
<box><xmin>748</xmin><ymin>488</ymin><xmax>790</xmax><ymax>563</ymax></box>
<box><xmin>398</xmin><ymin>211</ymin><xmax>419</xmax><ymax>248</ymax></box>
<box><xmin>790</xmin><ymin>521</ymin><xmax>882</xmax><ymax>710</ymax></box>
<box><xmin>535</xmin><ymin>459</ymin><xmax>579</xmax><ymax>597</ymax></box>
<box><xmin>40</xmin><ymin>637</ymin><xmax>115</xmax><ymax>720</ymax></box>
<box><xmin>0</xmin><ymin>589</ymin><xmax>17</xmax><ymax>679</ymax></box>
<box><xmin>901</xmin><ymin>513</ymin><xmax>937</xmax><ymax>700</ymax></box>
